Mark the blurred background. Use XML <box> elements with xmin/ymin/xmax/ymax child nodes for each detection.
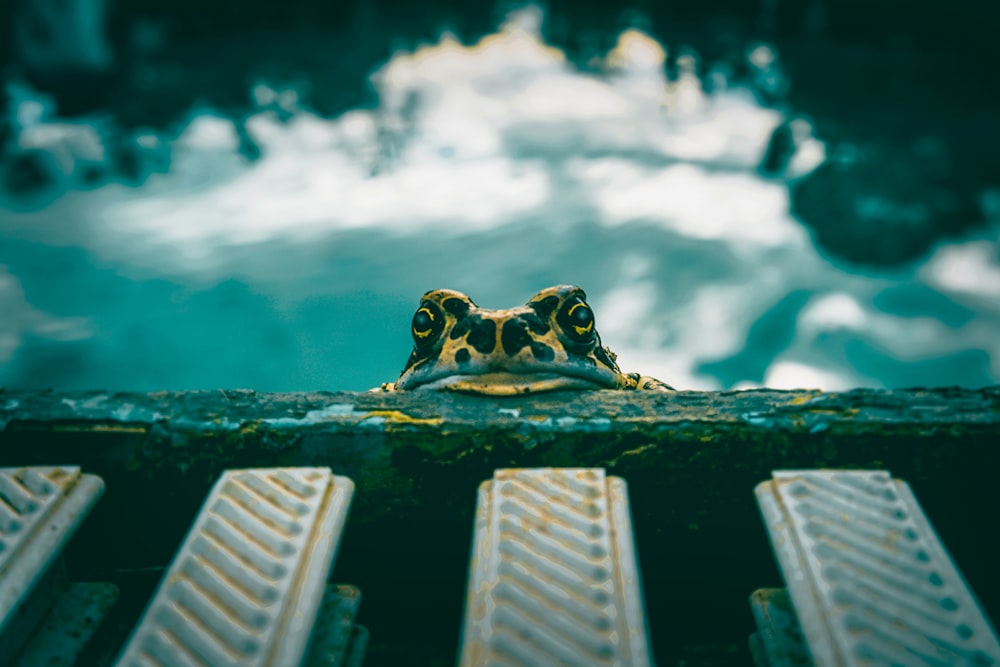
<box><xmin>0</xmin><ymin>0</ymin><xmax>998</xmax><ymax>392</ymax></box>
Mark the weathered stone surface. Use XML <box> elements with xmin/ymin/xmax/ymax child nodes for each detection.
<box><xmin>3</xmin><ymin>387</ymin><xmax>998</xmax><ymax>520</ymax></box>
<box><xmin>1</xmin><ymin>387</ymin><xmax>998</xmax><ymax>666</ymax></box>
<box><xmin>3</xmin><ymin>386</ymin><xmax>999</xmax><ymax>434</ymax></box>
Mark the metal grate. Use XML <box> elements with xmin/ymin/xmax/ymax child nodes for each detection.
<box><xmin>459</xmin><ymin>467</ymin><xmax>652</xmax><ymax>667</ymax></box>
<box><xmin>115</xmin><ymin>468</ymin><xmax>354</xmax><ymax>667</ymax></box>
<box><xmin>756</xmin><ymin>469</ymin><xmax>1000</xmax><ymax>667</ymax></box>
<box><xmin>0</xmin><ymin>465</ymin><xmax>104</xmax><ymax>654</ymax></box>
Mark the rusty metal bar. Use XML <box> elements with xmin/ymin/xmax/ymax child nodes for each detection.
<box><xmin>459</xmin><ymin>467</ymin><xmax>652</xmax><ymax>667</ymax></box>
<box><xmin>755</xmin><ymin>470</ymin><xmax>1000</xmax><ymax>667</ymax></box>
<box><xmin>0</xmin><ymin>466</ymin><xmax>105</xmax><ymax>664</ymax></box>
<box><xmin>114</xmin><ymin>468</ymin><xmax>355</xmax><ymax>667</ymax></box>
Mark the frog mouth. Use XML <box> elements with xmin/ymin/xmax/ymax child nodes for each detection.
<box><xmin>409</xmin><ymin>371</ymin><xmax>616</xmax><ymax>396</ymax></box>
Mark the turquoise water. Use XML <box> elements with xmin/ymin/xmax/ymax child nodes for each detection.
<box><xmin>2</xmin><ymin>11</ymin><xmax>998</xmax><ymax>392</ymax></box>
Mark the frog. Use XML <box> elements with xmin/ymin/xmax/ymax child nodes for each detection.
<box><xmin>377</xmin><ymin>284</ymin><xmax>673</xmax><ymax>395</ymax></box>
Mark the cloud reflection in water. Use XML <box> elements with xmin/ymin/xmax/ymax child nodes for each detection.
<box><xmin>0</xmin><ymin>7</ymin><xmax>997</xmax><ymax>391</ymax></box>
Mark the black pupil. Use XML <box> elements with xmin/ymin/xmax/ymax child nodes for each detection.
<box><xmin>572</xmin><ymin>304</ymin><xmax>592</xmax><ymax>324</ymax></box>
<box><xmin>413</xmin><ymin>310</ymin><xmax>432</xmax><ymax>331</ymax></box>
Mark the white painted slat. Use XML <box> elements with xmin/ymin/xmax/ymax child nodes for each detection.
<box><xmin>0</xmin><ymin>466</ymin><xmax>104</xmax><ymax>645</ymax></box>
<box><xmin>115</xmin><ymin>468</ymin><xmax>354</xmax><ymax>667</ymax></box>
<box><xmin>459</xmin><ymin>468</ymin><xmax>652</xmax><ymax>667</ymax></box>
<box><xmin>756</xmin><ymin>469</ymin><xmax>1000</xmax><ymax>667</ymax></box>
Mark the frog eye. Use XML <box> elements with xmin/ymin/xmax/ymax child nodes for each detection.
<box><xmin>411</xmin><ymin>302</ymin><xmax>444</xmax><ymax>349</ymax></box>
<box><xmin>557</xmin><ymin>297</ymin><xmax>596</xmax><ymax>343</ymax></box>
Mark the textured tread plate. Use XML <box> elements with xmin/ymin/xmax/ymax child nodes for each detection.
<box><xmin>756</xmin><ymin>469</ymin><xmax>1000</xmax><ymax>667</ymax></box>
<box><xmin>748</xmin><ymin>588</ymin><xmax>810</xmax><ymax>667</ymax></box>
<box><xmin>115</xmin><ymin>468</ymin><xmax>354</xmax><ymax>667</ymax></box>
<box><xmin>0</xmin><ymin>466</ymin><xmax>104</xmax><ymax>631</ymax></box>
<box><xmin>459</xmin><ymin>468</ymin><xmax>652</xmax><ymax>667</ymax></box>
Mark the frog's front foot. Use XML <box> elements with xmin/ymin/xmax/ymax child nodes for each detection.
<box><xmin>625</xmin><ymin>373</ymin><xmax>675</xmax><ymax>391</ymax></box>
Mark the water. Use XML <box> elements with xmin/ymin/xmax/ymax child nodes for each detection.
<box><xmin>2</xmin><ymin>8</ymin><xmax>999</xmax><ymax>392</ymax></box>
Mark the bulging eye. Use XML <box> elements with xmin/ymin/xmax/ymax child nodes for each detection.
<box><xmin>411</xmin><ymin>302</ymin><xmax>444</xmax><ymax>349</ymax></box>
<box><xmin>557</xmin><ymin>297</ymin><xmax>596</xmax><ymax>342</ymax></box>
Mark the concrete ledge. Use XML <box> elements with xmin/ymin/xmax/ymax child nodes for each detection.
<box><xmin>2</xmin><ymin>387</ymin><xmax>998</xmax><ymax>521</ymax></box>
<box><xmin>1</xmin><ymin>387</ymin><xmax>999</xmax><ymax>665</ymax></box>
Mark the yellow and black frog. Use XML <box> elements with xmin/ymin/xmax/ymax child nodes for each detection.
<box><xmin>378</xmin><ymin>285</ymin><xmax>673</xmax><ymax>395</ymax></box>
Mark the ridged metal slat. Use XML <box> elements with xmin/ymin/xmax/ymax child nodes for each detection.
<box><xmin>756</xmin><ymin>469</ymin><xmax>1000</xmax><ymax>667</ymax></box>
<box><xmin>0</xmin><ymin>466</ymin><xmax>105</xmax><ymax>663</ymax></box>
<box><xmin>459</xmin><ymin>468</ymin><xmax>652</xmax><ymax>667</ymax></box>
<box><xmin>115</xmin><ymin>468</ymin><xmax>354</xmax><ymax>667</ymax></box>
